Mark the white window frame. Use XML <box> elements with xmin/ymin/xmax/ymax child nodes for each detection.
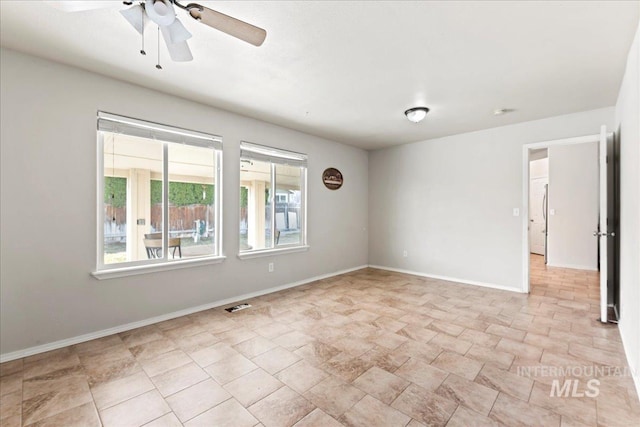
<box><xmin>93</xmin><ymin>112</ymin><xmax>224</xmax><ymax>279</ymax></box>
<box><xmin>238</xmin><ymin>142</ymin><xmax>308</xmax><ymax>259</ymax></box>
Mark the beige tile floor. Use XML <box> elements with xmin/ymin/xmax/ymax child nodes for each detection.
<box><xmin>1</xmin><ymin>255</ymin><xmax>639</xmax><ymax>426</ymax></box>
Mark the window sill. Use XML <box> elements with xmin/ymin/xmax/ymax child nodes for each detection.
<box><xmin>92</xmin><ymin>256</ymin><xmax>226</xmax><ymax>280</ymax></box>
<box><xmin>237</xmin><ymin>245</ymin><xmax>310</xmax><ymax>260</ymax></box>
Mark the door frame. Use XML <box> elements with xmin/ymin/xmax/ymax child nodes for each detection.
<box><xmin>521</xmin><ymin>132</ymin><xmax>605</xmax><ymax>293</ymax></box>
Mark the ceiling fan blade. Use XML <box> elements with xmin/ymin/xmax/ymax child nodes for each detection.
<box><xmin>45</xmin><ymin>1</ymin><xmax>119</xmax><ymax>13</ymax></box>
<box><xmin>160</xmin><ymin>26</ymin><xmax>193</xmax><ymax>62</ymax></box>
<box><xmin>188</xmin><ymin>5</ymin><xmax>266</xmax><ymax>46</ymax></box>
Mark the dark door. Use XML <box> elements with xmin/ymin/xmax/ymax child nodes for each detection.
<box><xmin>607</xmin><ymin>130</ymin><xmax>621</xmax><ymax>321</ymax></box>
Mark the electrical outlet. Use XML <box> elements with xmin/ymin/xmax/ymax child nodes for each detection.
<box><xmin>268</xmin><ymin>262</ymin><xmax>274</xmax><ymax>273</ymax></box>
<box><xmin>403</xmin><ymin>250</ymin><xmax>408</xmax><ymax>258</ymax></box>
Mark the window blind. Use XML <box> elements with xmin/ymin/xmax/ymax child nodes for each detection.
<box><xmin>240</xmin><ymin>141</ymin><xmax>307</xmax><ymax>168</ymax></box>
<box><xmin>98</xmin><ymin>111</ymin><xmax>222</xmax><ymax>150</ymax></box>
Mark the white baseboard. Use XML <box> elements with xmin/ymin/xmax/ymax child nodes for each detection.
<box><xmin>546</xmin><ymin>262</ymin><xmax>598</xmax><ymax>271</ymax></box>
<box><xmin>0</xmin><ymin>265</ymin><xmax>368</xmax><ymax>363</ymax></box>
<box><xmin>368</xmin><ymin>264</ymin><xmax>525</xmax><ymax>293</ymax></box>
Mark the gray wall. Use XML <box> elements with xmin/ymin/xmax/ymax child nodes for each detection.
<box><xmin>614</xmin><ymin>22</ymin><xmax>640</xmax><ymax>397</ymax></box>
<box><xmin>2</xmin><ymin>28</ymin><xmax>638</xmax><ymax>398</ymax></box>
<box><xmin>369</xmin><ymin>107</ymin><xmax>613</xmax><ymax>290</ymax></box>
<box><xmin>0</xmin><ymin>48</ymin><xmax>369</xmax><ymax>356</ymax></box>
<box><xmin>547</xmin><ymin>142</ymin><xmax>599</xmax><ymax>270</ymax></box>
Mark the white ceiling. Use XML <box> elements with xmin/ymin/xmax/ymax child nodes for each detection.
<box><xmin>1</xmin><ymin>1</ymin><xmax>638</xmax><ymax>150</ymax></box>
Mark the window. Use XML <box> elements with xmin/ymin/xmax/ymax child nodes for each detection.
<box><xmin>240</xmin><ymin>142</ymin><xmax>307</xmax><ymax>254</ymax></box>
<box><xmin>96</xmin><ymin>112</ymin><xmax>222</xmax><ymax>274</ymax></box>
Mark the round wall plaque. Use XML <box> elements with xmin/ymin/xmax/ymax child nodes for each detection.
<box><xmin>322</xmin><ymin>168</ymin><xmax>343</xmax><ymax>190</ymax></box>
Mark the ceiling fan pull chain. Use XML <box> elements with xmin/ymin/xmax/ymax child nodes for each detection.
<box><xmin>156</xmin><ymin>26</ymin><xmax>163</xmax><ymax>69</ymax></box>
<box><xmin>140</xmin><ymin>8</ymin><xmax>146</xmax><ymax>56</ymax></box>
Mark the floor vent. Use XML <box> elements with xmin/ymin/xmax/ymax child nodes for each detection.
<box><xmin>225</xmin><ymin>303</ymin><xmax>251</xmax><ymax>313</ymax></box>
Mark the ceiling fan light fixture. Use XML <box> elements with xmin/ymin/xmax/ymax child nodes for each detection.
<box><xmin>120</xmin><ymin>4</ymin><xmax>145</xmax><ymax>35</ymax></box>
<box><xmin>145</xmin><ymin>0</ymin><xmax>175</xmax><ymax>26</ymax></box>
<box><xmin>404</xmin><ymin>107</ymin><xmax>430</xmax><ymax>123</ymax></box>
<box><xmin>153</xmin><ymin>0</ymin><xmax>168</xmax><ymax>14</ymax></box>
<box><xmin>160</xmin><ymin>26</ymin><xmax>193</xmax><ymax>61</ymax></box>
<box><xmin>166</xmin><ymin>40</ymin><xmax>194</xmax><ymax>62</ymax></box>
<box><xmin>167</xmin><ymin>18</ymin><xmax>192</xmax><ymax>43</ymax></box>
<box><xmin>111</xmin><ymin>0</ymin><xmax>267</xmax><ymax>66</ymax></box>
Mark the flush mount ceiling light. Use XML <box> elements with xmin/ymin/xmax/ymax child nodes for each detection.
<box><xmin>404</xmin><ymin>107</ymin><xmax>430</xmax><ymax>123</ymax></box>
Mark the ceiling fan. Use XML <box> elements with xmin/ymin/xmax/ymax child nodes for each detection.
<box><xmin>48</xmin><ymin>0</ymin><xmax>267</xmax><ymax>65</ymax></box>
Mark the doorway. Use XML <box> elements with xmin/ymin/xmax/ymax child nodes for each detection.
<box><xmin>521</xmin><ymin>128</ymin><xmax>618</xmax><ymax>323</ymax></box>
